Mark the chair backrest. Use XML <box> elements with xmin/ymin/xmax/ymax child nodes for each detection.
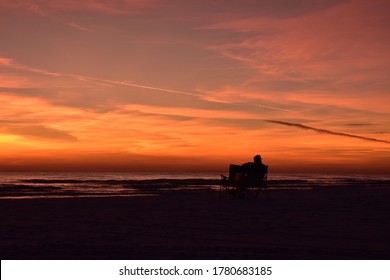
<box><xmin>228</xmin><ymin>164</ymin><xmax>243</xmax><ymax>182</ymax></box>
<box><xmin>228</xmin><ymin>164</ymin><xmax>268</xmax><ymax>184</ymax></box>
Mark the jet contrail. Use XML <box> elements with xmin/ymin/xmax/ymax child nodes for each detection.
<box><xmin>70</xmin><ymin>75</ymin><xmax>292</xmax><ymax>112</ymax></box>
<box><xmin>70</xmin><ymin>75</ymin><xmax>202</xmax><ymax>98</ymax></box>
<box><xmin>265</xmin><ymin>120</ymin><xmax>390</xmax><ymax>144</ymax></box>
<box><xmin>0</xmin><ymin>56</ymin><xmax>306</xmax><ymax>112</ymax></box>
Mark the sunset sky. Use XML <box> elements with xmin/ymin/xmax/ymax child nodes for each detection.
<box><xmin>0</xmin><ymin>0</ymin><xmax>389</xmax><ymax>173</ymax></box>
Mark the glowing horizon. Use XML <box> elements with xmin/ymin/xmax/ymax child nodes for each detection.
<box><xmin>0</xmin><ymin>0</ymin><xmax>389</xmax><ymax>173</ymax></box>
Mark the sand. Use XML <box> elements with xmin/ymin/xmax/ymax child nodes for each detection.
<box><xmin>1</xmin><ymin>187</ymin><xmax>390</xmax><ymax>259</ymax></box>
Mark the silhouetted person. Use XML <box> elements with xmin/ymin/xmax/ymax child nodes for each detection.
<box><xmin>241</xmin><ymin>154</ymin><xmax>268</xmax><ymax>182</ymax></box>
<box><xmin>253</xmin><ymin>154</ymin><xmax>268</xmax><ymax>179</ymax></box>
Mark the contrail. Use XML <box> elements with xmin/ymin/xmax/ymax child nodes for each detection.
<box><xmin>265</xmin><ymin>120</ymin><xmax>390</xmax><ymax>144</ymax></box>
<box><xmin>70</xmin><ymin>75</ymin><xmax>202</xmax><ymax>98</ymax></box>
<box><xmin>69</xmin><ymin>75</ymin><xmax>292</xmax><ymax>112</ymax></box>
<box><xmin>0</xmin><ymin>56</ymin><xmax>298</xmax><ymax>112</ymax></box>
<box><xmin>252</xmin><ymin>103</ymin><xmax>296</xmax><ymax>113</ymax></box>
<box><xmin>29</xmin><ymin>4</ymin><xmax>93</xmax><ymax>32</ymax></box>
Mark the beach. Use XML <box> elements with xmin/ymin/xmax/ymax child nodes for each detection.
<box><xmin>1</xmin><ymin>185</ymin><xmax>390</xmax><ymax>260</ymax></box>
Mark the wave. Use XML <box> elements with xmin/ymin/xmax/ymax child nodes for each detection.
<box><xmin>19</xmin><ymin>178</ymin><xmax>222</xmax><ymax>185</ymax></box>
<box><xmin>1</xmin><ymin>176</ymin><xmax>389</xmax><ymax>199</ymax></box>
<box><xmin>14</xmin><ymin>177</ymin><xmax>390</xmax><ymax>189</ymax></box>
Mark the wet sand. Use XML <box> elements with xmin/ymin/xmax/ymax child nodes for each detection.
<box><xmin>1</xmin><ymin>187</ymin><xmax>390</xmax><ymax>259</ymax></box>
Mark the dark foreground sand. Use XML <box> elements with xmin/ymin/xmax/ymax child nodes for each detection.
<box><xmin>1</xmin><ymin>187</ymin><xmax>390</xmax><ymax>259</ymax></box>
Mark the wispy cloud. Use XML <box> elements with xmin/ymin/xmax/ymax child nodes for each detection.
<box><xmin>0</xmin><ymin>57</ymin><xmax>61</xmax><ymax>77</ymax></box>
<box><xmin>62</xmin><ymin>21</ymin><xmax>93</xmax><ymax>32</ymax></box>
<box><xmin>1</xmin><ymin>56</ymin><xmax>292</xmax><ymax>113</ymax></box>
<box><xmin>0</xmin><ymin>57</ymin><xmax>201</xmax><ymax>96</ymax></box>
<box><xmin>27</xmin><ymin>4</ymin><xmax>93</xmax><ymax>32</ymax></box>
<box><xmin>265</xmin><ymin>120</ymin><xmax>390</xmax><ymax>144</ymax></box>
<box><xmin>201</xmin><ymin>0</ymin><xmax>390</xmax><ymax>96</ymax></box>
<box><xmin>1</xmin><ymin>124</ymin><xmax>78</xmax><ymax>141</ymax></box>
<box><xmin>0</xmin><ymin>0</ymin><xmax>158</xmax><ymax>15</ymax></box>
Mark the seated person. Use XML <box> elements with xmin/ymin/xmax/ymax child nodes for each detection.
<box><xmin>241</xmin><ymin>154</ymin><xmax>268</xmax><ymax>182</ymax></box>
<box><xmin>253</xmin><ymin>154</ymin><xmax>268</xmax><ymax>178</ymax></box>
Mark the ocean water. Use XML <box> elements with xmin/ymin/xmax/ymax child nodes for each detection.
<box><xmin>0</xmin><ymin>172</ymin><xmax>389</xmax><ymax>199</ymax></box>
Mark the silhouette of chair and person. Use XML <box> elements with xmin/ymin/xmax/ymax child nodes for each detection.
<box><xmin>238</xmin><ymin>154</ymin><xmax>268</xmax><ymax>186</ymax></box>
<box><xmin>221</xmin><ymin>154</ymin><xmax>268</xmax><ymax>197</ymax></box>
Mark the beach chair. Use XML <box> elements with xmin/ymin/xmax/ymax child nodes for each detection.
<box><xmin>220</xmin><ymin>164</ymin><xmax>268</xmax><ymax>198</ymax></box>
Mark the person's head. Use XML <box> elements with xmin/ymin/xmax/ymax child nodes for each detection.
<box><xmin>254</xmin><ymin>154</ymin><xmax>262</xmax><ymax>164</ymax></box>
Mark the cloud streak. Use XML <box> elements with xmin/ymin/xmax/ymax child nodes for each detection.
<box><xmin>27</xmin><ymin>4</ymin><xmax>94</xmax><ymax>32</ymax></box>
<box><xmin>0</xmin><ymin>57</ymin><xmax>61</xmax><ymax>77</ymax></box>
<box><xmin>0</xmin><ymin>0</ymin><xmax>158</xmax><ymax>15</ymax></box>
<box><xmin>201</xmin><ymin>0</ymin><xmax>390</xmax><ymax>97</ymax></box>
<box><xmin>265</xmin><ymin>120</ymin><xmax>390</xmax><ymax>144</ymax></box>
<box><xmin>1</xmin><ymin>56</ymin><xmax>291</xmax><ymax>112</ymax></box>
<box><xmin>72</xmin><ymin>75</ymin><xmax>203</xmax><ymax>98</ymax></box>
<box><xmin>0</xmin><ymin>124</ymin><xmax>78</xmax><ymax>141</ymax></box>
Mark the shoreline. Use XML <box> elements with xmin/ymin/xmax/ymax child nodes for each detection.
<box><xmin>1</xmin><ymin>177</ymin><xmax>389</xmax><ymax>200</ymax></box>
<box><xmin>1</xmin><ymin>187</ymin><xmax>390</xmax><ymax>259</ymax></box>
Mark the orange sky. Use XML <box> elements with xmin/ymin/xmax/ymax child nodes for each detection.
<box><xmin>0</xmin><ymin>0</ymin><xmax>389</xmax><ymax>173</ymax></box>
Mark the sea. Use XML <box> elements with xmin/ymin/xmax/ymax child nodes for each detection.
<box><xmin>0</xmin><ymin>172</ymin><xmax>389</xmax><ymax>199</ymax></box>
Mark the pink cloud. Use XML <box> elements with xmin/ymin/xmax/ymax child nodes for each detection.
<box><xmin>201</xmin><ymin>0</ymin><xmax>390</xmax><ymax>93</ymax></box>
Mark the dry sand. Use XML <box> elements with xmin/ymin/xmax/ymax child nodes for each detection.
<box><xmin>1</xmin><ymin>187</ymin><xmax>390</xmax><ymax>259</ymax></box>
